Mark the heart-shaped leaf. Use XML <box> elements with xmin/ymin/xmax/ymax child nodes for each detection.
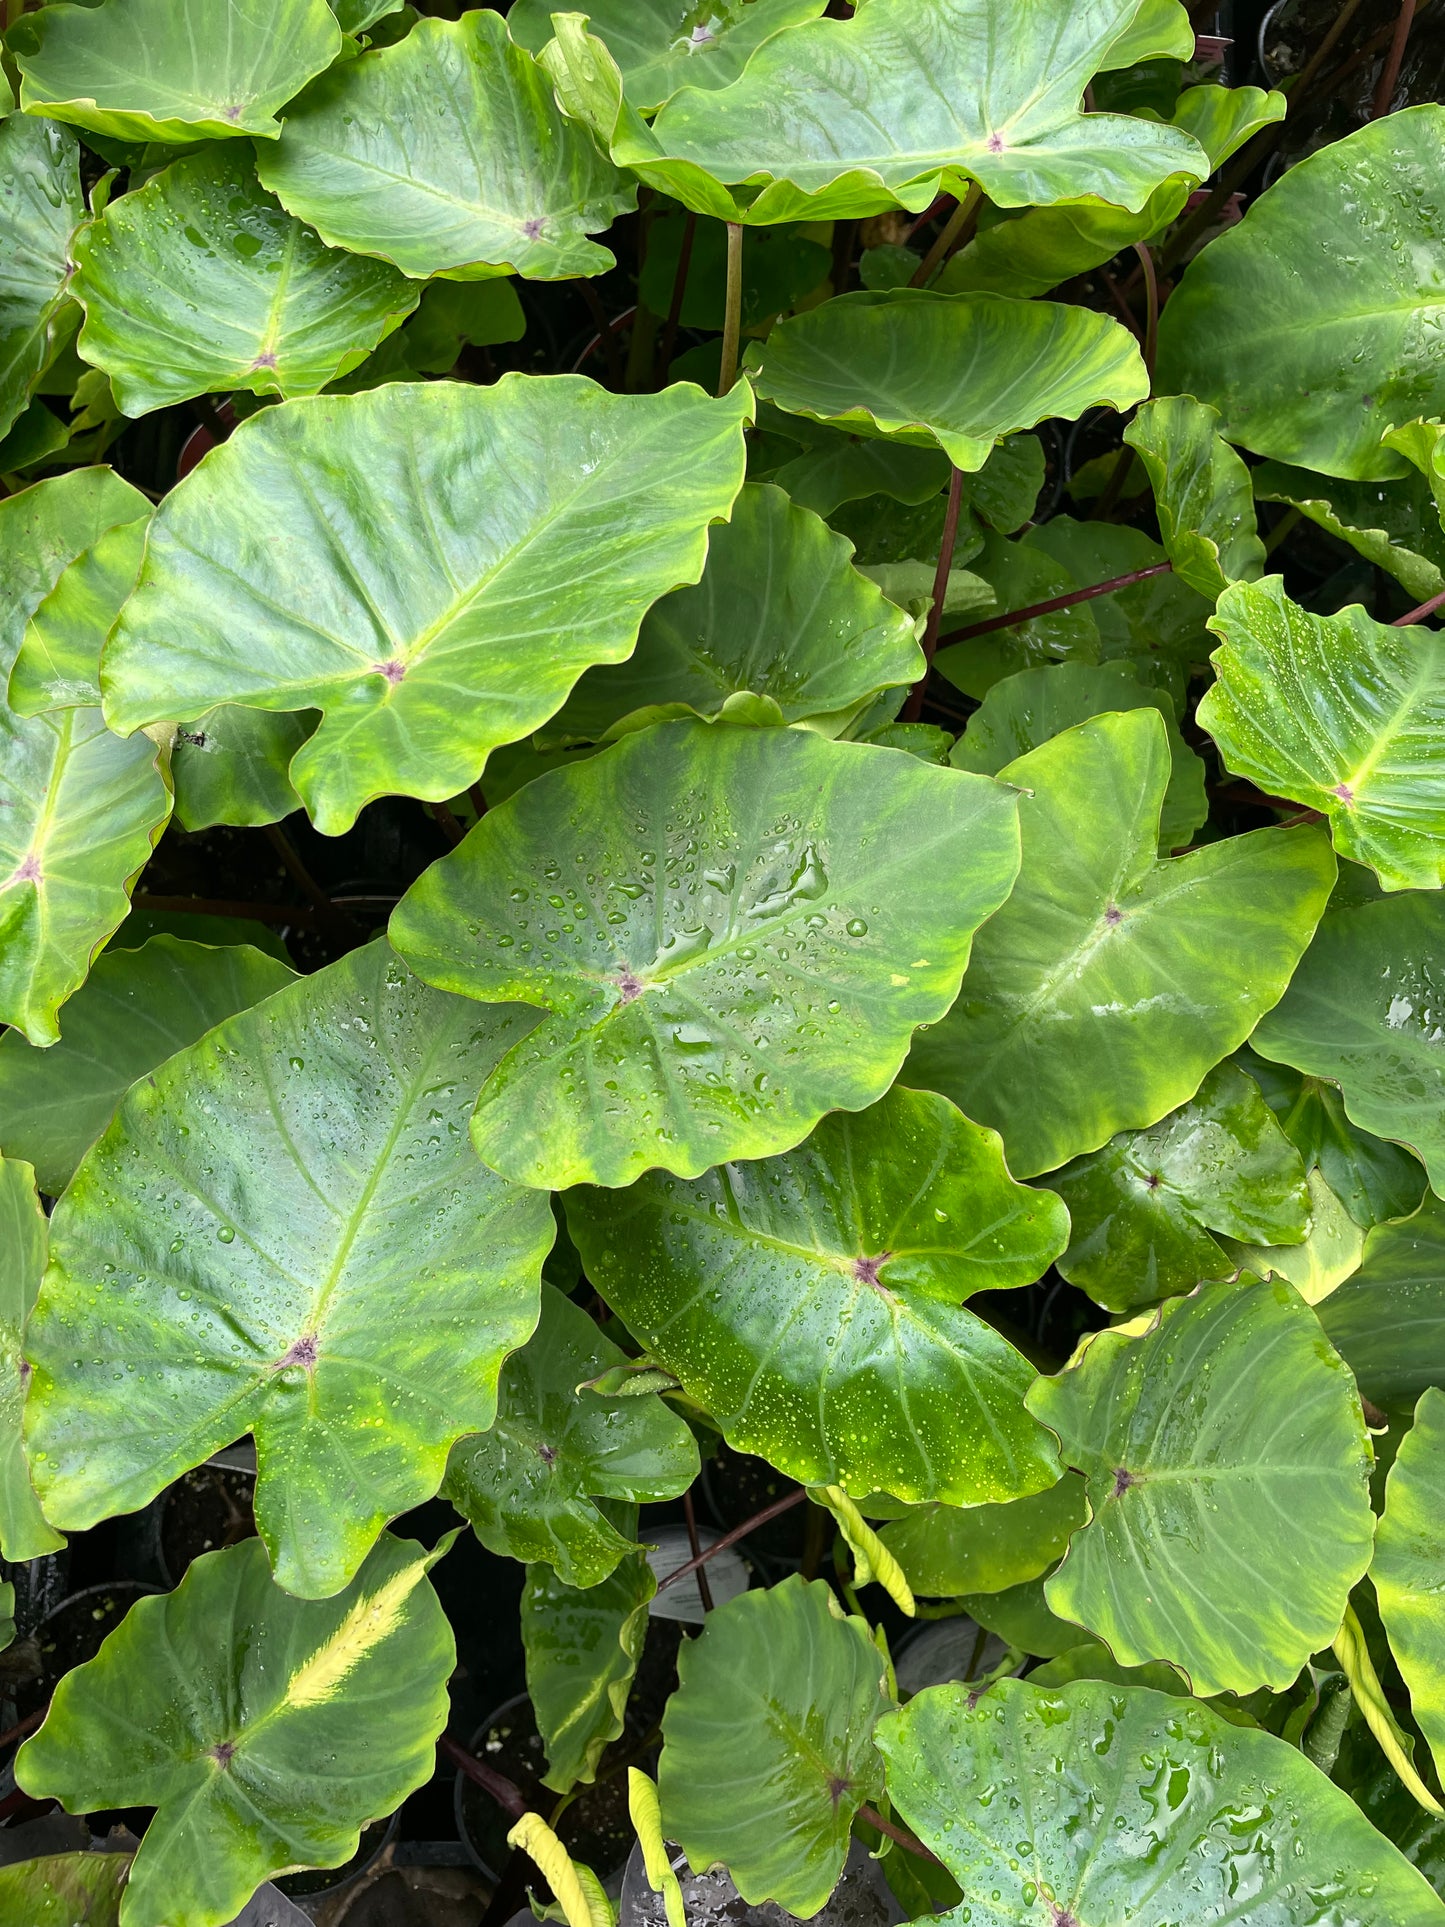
<box><xmin>907</xmin><ymin>709</ymin><xmax>1336</xmax><ymax>1178</ymax></box>
<box><xmin>877</xmin><ymin>1676</ymin><xmax>1445</xmax><ymax>1927</ymax></box>
<box><xmin>1252</xmin><ymin>894</ymin><xmax>1445</xmax><ymax>1197</ymax></box>
<box><xmin>546</xmin><ymin>483</ymin><xmax>920</xmax><ymax>743</ymax></box>
<box><xmin>0</xmin><ymin>116</ymin><xmax>83</xmax><ymax>443</ymax></box>
<box><xmin>391</xmin><ymin>721</ymin><xmax>1021</xmax><ymax>1190</ymax></box>
<box><xmin>26</xmin><ymin>939</ymin><xmax>555</xmax><ymax>1598</ymax></box>
<box><xmin>101</xmin><ymin>377</ymin><xmax>753</xmax><ymax>836</ymax></box>
<box><xmin>0</xmin><ymin>1157</ymin><xmax>64</xmax><ymax>1562</ymax></box>
<box><xmin>12</xmin><ymin>0</ymin><xmax>344</xmax><ymax>144</ymax></box>
<box><xmin>1374</xmin><ymin>1385</ymin><xmax>1445</xmax><ymax>1785</ymax></box>
<box><xmin>568</xmin><ymin>1085</ymin><xmax>1065</xmax><ymax>1503</ymax></box>
<box><xmin>545</xmin><ymin>0</ymin><xmax>1207</xmax><ymax>225</ymax></box>
<box><xmin>748</xmin><ymin>291</ymin><xmax>1147</xmax><ymax>471</ymax></box>
<box><xmin>1254</xmin><ymin>461</ymin><xmax>1445</xmax><ymax>604</ymax></box>
<box><xmin>442</xmin><ymin>1281</ymin><xmax>699</xmax><ymax>1588</ymax></box>
<box><xmin>1028</xmin><ymin>1277</ymin><xmax>1374</xmax><ymax>1696</ymax></box>
<box><xmin>1124</xmin><ymin>394</ymin><xmax>1265</xmax><ymax>599</ymax></box>
<box><xmin>949</xmin><ymin>661</ymin><xmax>1208</xmax><ymax>853</ymax></box>
<box><xmin>1156</xmin><ymin>104</ymin><xmax>1445</xmax><ymax>480</ymax></box>
<box><xmin>1241</xmin><ymin>1049</ymin><xmax>1426</xmax><ymax>1229</ymax></box>
<box><xmin>0</xmin><ymin>935</ymin><xmax>295</xmax><ymax>1197</ymax></box>
<box><xmin>1049</xmin><ymin>1062</ymin><xmax>1310</xmax><ymax>1312</ymax></box>
<box><xmin>17</xmin><ymin>1533</ymin><xmax>455</xmax><ymax>1927</ymax></box>
<box><xmin>1315</xmin><ymin>1194</ymin><xmax>1445</xmax><ymax>1408</ymax></box>
<box><xmin>522</xmin><ymin>1550</ymin><xmax>655</xmax><ymax>1793</ymax></box>
<box><xmin>876</xmin><ymin>1476</ymin><xmax>1088</xmax><ymax>1598</ymax></box>
<box><xmin>659</xmin><ymin>1575</ymin><xmax>888</xmax><ymax>1916</ymax></box>
<box><xmin>73</xmin><ymin>146</ymin><xmax>420</xmax><ymax>416</ymax></box>
<box><xmin>1202</xmin><ymin>578</ymin><xmax>1445</xmax><ymax>893</ymax></box>
<box><xmin>258</xmin><ymin>12</ymin><xmax>634</xmax><ymax>282</ymax></box>
<box><xmin>0</xmin><ymin>1854</ymin><xmax>128</xmax><ymax>1927</ymax></box>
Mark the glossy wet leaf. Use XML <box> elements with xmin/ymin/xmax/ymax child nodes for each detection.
<box><xmin>1223</xmin><ymin>1169</ymin><xmax>1365</xmax><ymax>1306</ymax></box>
<box><xmin>258</xmin><ymin>12</ymin><xmax>634</xmax><ymax>282</ymax></box>
<box><xmin>0</xmin><ymin>1158</ymin><xmax>64</xmax><ymax>1562</ymax></box>
<box><xmin>1202</xmin><ymin>578</ymin><xmax>1445</xmax><ymax>893</ymax></box>
<box><xmin>932</xmin><ymin>528</ymin><xmax>1102</xmax><ymax>699</ymax></box>
<box><xmin>73</xmin><ymin>147</ymin><xmax>420</xmax><ymax>415</ymax></box>
<box><xmin>748</xmin><ymin>291</ymin><xmax>1146</xmax><ymax>472</ymax></box>
<box><xmin>442</xmin><ymin>1282</ymin><xmax>698</xmax><ymax>1588</ymax></box>
<box><xmin>9</xmin><ymin>506</ymin><xmax>150</xmax><ymax>717</ymax></box>
<box><xmin>510</xmin><ymin>0</ymin><xmax>827</xmax><ymax>112</ymax></box>
<box><xmin>26</xmin><ymin>940</ymin><xmax>555</xmax><ymax>1599</ymax></box>
<box><xmin>0</xmin><ymin>1854</ymin><xmax>128</xmax><ymax>1927</ymax></box>
<box><xmin>1316</xmin><ymin>1194</ymin><xmax>1445</xmax><ymax>1408</ymax></box>
<box><xmin>1028</xmin><ymin>1278</ymin><xmax>1374</xmax><ymax>1696</ymax></box>
<box><xmin>1240</xmin><ymin>1050</ymin><xmax>1427</xmax><ymax>1230</ymax></box>
<box><xmin>171</xmin><ymin>709</ymin><xmax>313</xmax><ymax>832</ymax></box>
<box><xmin>878</xmin><ymin>1676</ymin><xmax>1445</xmax><ymax>1927</ymax></box>
<box><xmin>949</xmin><ymin>661</ymin><xmax>1208</xmax><ymax>853</ymax></box>
<box><xmin>908</xmin><ymin>709</ymin><xmax>1336</xmax><ymax>1179</ymax></box>
<box><xmin>566</xmin><ymin>1085</ymin><xmax>1065</xmax><ymax>1504</ymax></box>
<box><xmin>547</xmin><ymin>0</ymin><xmax>1206</xmax><ymax>225</ymax></box>
<box><xmin>1049</xmin><ymin>1063</ymin><xmax>1310</xmax><ymax>1312</ymax></box>
<box><xmin>101</xmin><ymin>377</ymin><xmax>752</xmax><ymax>836</ymax></box>
<box><xmin>659</xmin><ymin>1576</ymin><xmax>888</xmax><ymax>1916</ymax></box>
<box><xmin>0</xmin><ymin>116</ymin><xmax>83</xmax><ymax>443</ymax></box>
<box><xmin>876</xmin><ymin>1476</ymin><xmax>1087</xmax><ymax>1598</ymax></box>
<box><xmin>547</xmin><ymin>483</ymin><xmax>920</xmax><ymax>744</ymax></box>
<box><xmin>522</xmin><ymin>1550</ymin><xmax>655</xmax><ymax>1793</ymax></box>
<box><xmin>17</xmin><ymin>1533</ymin><xmax>455</xmax><ymax>1927</ymax></box>
<box><xmin>329</xmin><ymin>0</ymin><xmax>402</xmax><ymax>30</ymax></box>
<box><xmin>1124</xmin><ymin>394</ymin><xmax>1264</xmax><ymax>600</ymax></box>
<box><xmin>1254</xmin><ymin>462</ymin><xmax>1445</xmax><ymax>605</ymax></box>
<box><xmin>1252</xmin><ymin>893</ymin><xmax>1445</xmax><ymax>1198</ymax></box>
<box><xmin>391</xmin><ymin>721</ymin><xmax>1021</xmax><ymax>1190</ymax></box>
<box><xmin>1156</xmin><ymin>104</ymin><xmax>1445</xmax><ymax>480</ymax></box>
<box><xmin>0</xmin><ymin>935</ymin><xmax>295</xmax><ymax>1198</ymax></box>
<box><xmin>11</xmin><ymin>0</ymin><xmax>344</xmax><ymax>144</ymax></box>
<box><xmin>1374</xmin><ymin>1387</ymin><xmax>1445</xmax><ymax>1785</ymax></box>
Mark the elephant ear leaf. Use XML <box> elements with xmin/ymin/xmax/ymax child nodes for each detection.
<box><xmin>0</xmin><ymin>1157</ymin><xmax>64</xmax><ymax>1563</ymax></box>
<box><xmin>11</xmin><ymin>0</ymin><xmax>344</xmax><ymax>144</ymax></box>
<box><xmin>1373</xmin><ymin>1386</ymin><xmax>1445</xmax><ymax>1792</ymax></box>
<box><xmin>1315</xmin><ymin>1195</ymin><xmax>1445</xmax><ymax>1409</ymax></box>
<box><xmin>0</xmin><ymin>116</ymin><xmax>84</xmax><ymax>444</ymax></box>
<box><xmin>522</xmin><ymin>1550</ymin><xmax>656</xmax><ymax>1793</ymax></box>
<box><xmin>100</xmin><ymin>378</ymin><xmax>753</xmax><ymax>836</ymax></box>
<box><xmin>16</xmin><ymin>1534</ymin><xmax>455</xmax><ymax>1927</ymax></box>
<box><xmin>1201</xmin><ymin>577</ymin><xmax>1445</xmax><ymax>893</ymax></box>
<box><xmin>443</xmin><ymin>1282</ymin><xmax>699</xmax><ymax>1588</ymax></box>
<box><xmin>1253</xmin><ymin>459</ymin><xmax>1445</xmax><ymax>605</ymax></box>
<box><xmin>877</xmin><ymin>1676</ymin><xmax>1445</xmax><ymax>1927</ymax></box>
<box><xmin>565</xmin><ymin>1085</ymin><xmax>1065</xmax><ymax>1505</ymax></box>
<box><xmin>0</xmin><ymin>1852</ymin><xmax>129</xmax><ymax>1926</ymax></box>
<box><xmin>659</xmin><ymin>1577</ymin><xmax>889</xmax><ymax>1916</ymax></box>
<box><xmin>1027</xmin><ymin>1277</ymin><xmax>1374</xmax><ymax>1697</ymax></box>
<box><xmin>1125</xmin><ymin>394</ymin><xmax>1265</xmax><ymax>599</ymax></box>
<box><xmin>26</xmin><ymin>939</ymin><xmax>556</xmax><ymax>1599</ymax></box>
<box><xmin>390</xmin><ymin>721</ymin><xmax>1022</xmax><ymax>1189</ymax></box>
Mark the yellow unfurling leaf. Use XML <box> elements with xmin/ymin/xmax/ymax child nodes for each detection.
<box><xmin>629</xmin><ymin>1769</ymin><xmax>687</xmax><ymax>1927</ymax></box>
<box><xmin>819</xmin><ymin>1485</ymin><xmax>915</xmax><ymax>1617</ymax></box>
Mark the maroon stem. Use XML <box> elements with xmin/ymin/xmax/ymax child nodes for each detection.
<box><xmin>439</xmin><ymin>1733</ymin><xmax>529</xmax><ymax>1821</ymax></box>
<box><xmin>902</xmin><ymin>464</ymin><xmax>966</xmax><ymax>722</ymax></box>
<box><xmin>0</xmin><ymin>1704</ymin><xmax>48</xmax><ymax>1753</ymax></box>
<box><xmin>656</xmin><ymin>212</ymin><xmax>697</xmax><ymax>384</ymax></box>
<box><xmin>938</xmin><ymin>560</ymin><xmax>1174</xmax><ymax>646</ymax></box>
<box><xmin>655</xmin><ymin>1487</ymin><xmax>808</xmax><ymax>1593</ymax></box>
<box><xmin>683</xmin><ymin>1487</ymin><xmax>715</xmax><ymax>1613</ymax></box>
<box><xmin>428</xmin><ymin>800</ymin><xmax>465</xmax><ymax>847</ymax></box>
<box><xmin>580</xmin><ymin>281</ymin><xmax>623</xmax><ymax>387</ymax></box>
<box><xmin>1394</xmin><ymin>585</ymin><xmax>1445</xmax><ymax>626</ymax></box>
<box><xmin>573</xmin><ymin>304</ymin><xmax>637</xmax><ymax>375</ymax></box>
<box><xmin>857</xmin><ymin>1805</ymin><xmax>943</xmax><ymax>1865</ymax></box>
<box><xmin>1372</xmin><ymin>0</ymin><xmax>1417</xmax><ymax>116</ymax></box>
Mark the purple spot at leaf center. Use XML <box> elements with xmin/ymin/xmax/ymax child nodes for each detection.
<box><xmin>852</xmin><ymin>1252</ymin><xmax>891</xmax><ymax>1287</ymax></box>
<box><xmin>522</xmin><ymin>218</ymin><xmax>545</xmax><ymax>240</ymax></box>
<box><xmin>277</xmin><ymin>1333</ymin><xmax>319</xmax><ymax>1371</ymax></box>
<box><xmin>1333</xmin><ymin>782</ymin><xmax>1354</xmax><ymax>803</ymax></box>
<box><xmin>11</xmin><ymin>853</ymin><xmax>41</xmax><ymax>885</ymax></box>
<box><xmin>616</xmin><ymin>970</ymin><xmax>646</xmax><ymax>1005</ymax></box>
<box><xmin>1145</xmin><ymin>1172</ymin><xmax>1162</xmax><ymax>1190</ymax></box>
<box><xmin>690</xmin><ymin>23</ymin><xmax>714</xmax><ymax>42</ymax></box>
<box><xmin>1111</xmin><ymin>1467</ymin><xmax>1137</xmax><ymax>1499</ymax></box>
<box><xmin>210</xmin><ymin>1741</ymin><xmax>237</xmax><ymax>1768</ymax></box>
<box><xmin>987</xmin><ymin>132</ymin><xmax>1004</xmax><ymax>152</ymax></box>
<box><xmin>1052</xmin><ymin>1910</ymin><xmax>1080</xmax><ymax>1927</ymax></box>
<box><xmin>827</xmin><ymin>1774</ymin><xmax>850</xmax><ymax>1810</ymax></box>
<box><xmin>374</xmin><ymin>660</ymin><xmax>406</xmax><ymax>685</ymax></box>
<box><xmin>251</xmin><ymin>351</ymin><xmax>278</xmax><ymax>369</ymax></box>
<box><xmin>537</xmin><ymin>1442</ymin><xmax>558</xmax><ymax>1466</ymax></box>
<box><xmin>1104</xmin><ymin>903</ymin><xmax>1123</xmax><ymax>926</ymax></box>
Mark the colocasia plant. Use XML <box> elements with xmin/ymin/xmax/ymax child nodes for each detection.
<box><xmin>3</xmin><ymin>0</ymin><xmax>1445</xmax><ymax>1922</ymax></box>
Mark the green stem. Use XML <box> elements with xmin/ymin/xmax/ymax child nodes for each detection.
<box><xmin>908</xmin><ymin>183</ymin><xmax>982</xmax><ymax>288</ymax></box>
<box><xmin>717</xmin><ymin>221</ymin><xmax>744</xmax><ymax>395</ymax></box>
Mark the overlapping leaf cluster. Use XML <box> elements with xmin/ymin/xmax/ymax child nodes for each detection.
<box><xmin>3</xmin><ymin>2</ymin><xmax>1445</xmax><ymax>1924</ymax></box>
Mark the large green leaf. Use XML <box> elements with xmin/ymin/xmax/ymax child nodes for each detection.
<box><xmin>1316</xmin><ymin>1195</ymin><xmax>1445</xmax><ymax>1408</ymax></box>
<box><xmin>12</xmin><ymin>0</ymin><xmax>344</xmax><ymax>144</ymax></box>
<box><xmin>0</xmin><ymin>1855</ymin><xmax>128</xmax><ymax>1927</ymax></box>
<box><xmin>1254</xmin><ymin>461</ymin><xmax>1445</xmax><ymax>605</ymax></box>
<box><xmin>170</xmin><ymin>708</ymin><xmax>314</xmax><ymax>832</ymax></box>
<box><xmin>0</xmin><ymin>116</ymin><xmax>83</xmax><ymax>443</ymax></box>
<box><xmin>73</xmin><ymin>146</ymin><xmax>420</xmax><ymax>415</ymax></box>
<box><xmin>258</xmin><ymin>12</ymin><xmax>634</xmax><ymax>282</ymax></box>
<box><xmin>876</xmin><ymin>1476</ymin><xmax>1088</xmax><ymax>1597</ymax></box>
<box><xmin>546</xmin><ymin>482</ymin><xmax>921</xmax><ymax>744</ymax></box>
<box><xmin>442</xmin><ymin>1282</ymin><xmax>698</xmax><ymax>1587</ymax></box>
<box><xmin>522</xmin><ymin>1550</ymin><xmax>655</xmax><ymax>1793</ymax></box>
<box><xmin>17</xmin><ymin>1533</ymin><xmax>455</xmax><ymax>1927</ymax></box>
<box><xmin>1252</xmin><ymin>894</ymin><xmax>1445</xmax><ymax>1197</ymax></box>
<box><xmin>566</xmin><ymin>1085</ymin><xmax>1065</xmax><ymax>1504</ymax></box>
<box><xmin>1049</xmin><ymin>1062</ymin><xmax>1311</xmax><ymax>1312</ymax></box>
<box><xmin>101</xmin><ymin>377</ymin><xmax>753</xmax><ymax>836</ymax></box>
<box><xmin>1028</xmin><ymin>1278</ymin><xmax>1374</xmax><ymax>1696</ymax></box>
<box><xmin>748</xmin><ymin>291</ymin><xmax>1146</xmax><ymax>471</ymax></box>
<box><xmin>1222</xmin><ymin>1168</ymin><xmax>1365</xmax><ymax>1306</ymax></box>
<box><xmin>1202</xmin><ymin>578</ymin><xmax>1445</xmax><ymax>894</ymax></box>
<box><xmin>390</xmin><ymin>721</ymin><xmax>1021</xmax><ymax>1190</ymax></box>
<box><xmin>907</xmin><ymin>709</ymin><xmax>1336</xmax><ymax>1178</ymax></box>
<box><xmin>26</xmin><ymin>940</ymin><xmax>555</xmax><ymax>1598</ymax></box>
<box><xmin>9</xmin><ymin>507</ymin><xmax>150</xmax><ymax>717</ymax></box>
<box><xmin>543</xmin><ymin>0</ymin><xmax>1207</xmax><ymax>225</ymax></box>
<box><xmin>0</xmin><ymin>468</ymin><xmax>153</xmax><ymax>667</ymax></box>
<box><xmin>658</xmin><ymin>1576</ymin><xmax>888</xmax><ymax>1915</ymax></box>
<box><xmin>1240</xmin><ymin>1049</ymin><xmax>1428</xmax><ymax>1230</ymax></box>
<box><xmin>1374</xmin><ymin>1385</ymin><xmax>1445</xmax><ymax>1786</ymax></box>
<box><xmin>0</xmin><ymin>1157</ymin><xmax>65</xmax><ymax>1562</ymax></box>
<box><xmin>510</xmin><ymin>0</ymin><xmax>827</xmax><ymax>112</ymax></box>
<box><xmin>0</xmin><ymin>935</ymin><xmax>295</xmax><ymax>1198</ymax></box>
<box><xmin>1156</xmin><ymin>105</ymin><xmax>1445</xmax><ymax>481</ymax></box>
<box><xmin>877</xmin><ymin>1677</ymin><xmax>1445</xmax><ymax>1927</ymax></box>
<box><xmin>949</xmin><ymin>661</ymin><xmax>1208</xmax><ymax>854</ymax></box>
<box><xmin>1124</xmin><ymin>394</ymin><xmax>1265</xmax><ymax>600</ymax></box>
